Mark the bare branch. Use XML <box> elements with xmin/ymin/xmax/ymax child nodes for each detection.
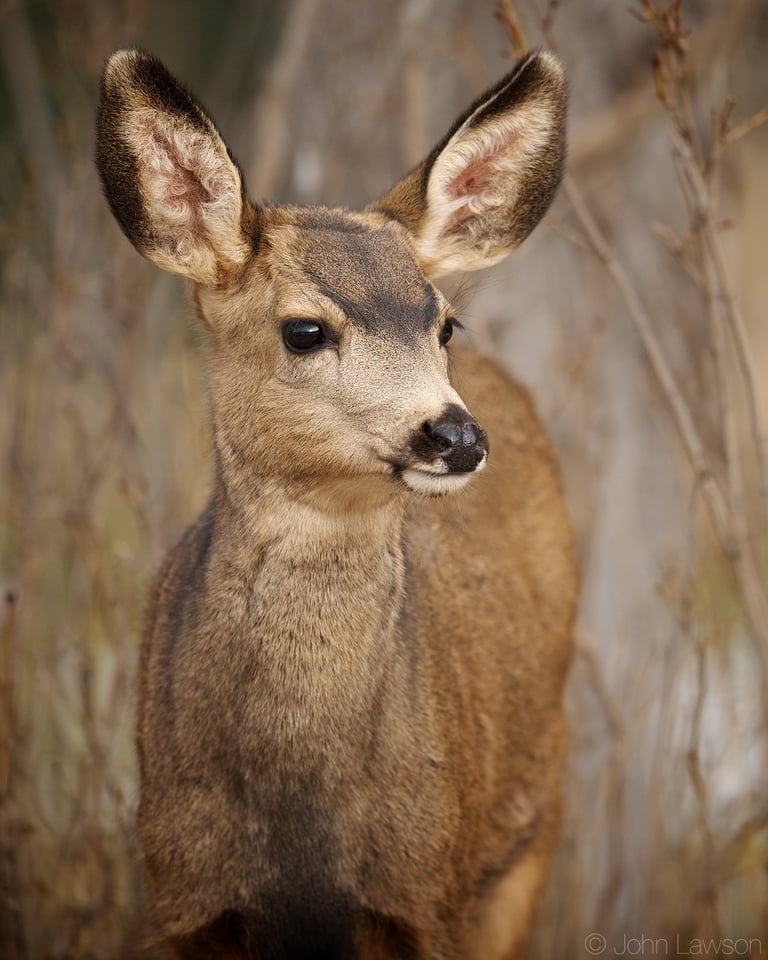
<box><xmin>0</xmin><ymin>591</ymin><xmax>16</xmax><ymax>800</ymax></box>
<box><xmin>670</xmin><ymin>125</ymin><xmax>768</xmax><ymax>531</ymax></box>
<box><xmin>563</xmin><ymin>174</ymin><xmax>768</xmax><ymax>720</ymax></box>
<box><xmin>246</xmin><ymin>0</ymin><xmax>321</xmax><ymax>198</ymax></box>
<box><xmin>725</xmin><ymin>103</ymin><xmax>768</xmax><ymax>145</ymax></box>
<box><xmin>686</xmin><ymin>638</ymin><xmax>723</xmax><ymax>936</ymax></box>
<box><xmin>494</xmin><ymin>0</ymin><xmax>527</xmax><ymax>58</ymax></box>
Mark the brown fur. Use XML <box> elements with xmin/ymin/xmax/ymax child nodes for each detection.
<box><xmin>97</xmin><ymin>48</ymin><xmax>577</xmax><ymax>960</ymax></box>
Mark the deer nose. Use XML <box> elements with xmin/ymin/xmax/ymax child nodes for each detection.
<box><xmin>423</xmin><ymin>416</ymin><xmax>488</xmax><ymax>473</ymax></box>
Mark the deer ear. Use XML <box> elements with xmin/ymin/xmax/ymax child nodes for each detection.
<box><xmin>373</xmin><ymin>51</ymin><xmax>567</xmax><ymax>278</ymax></box>
<box><xmin>96</xmin><ymin>49</ymin><xmax>257</xmax><ymax>287</ymax></box>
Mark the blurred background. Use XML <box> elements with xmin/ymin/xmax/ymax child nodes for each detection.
<box><xmin>1</xmin><ymin>0</ymin><xmax>767</xmax><ymax>957</ymax></box>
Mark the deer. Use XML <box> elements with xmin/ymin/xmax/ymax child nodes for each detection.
<box><xmin>96</xmin><ymin>45</ymin><xmax>577</xmax><ymax>960</ymax></box>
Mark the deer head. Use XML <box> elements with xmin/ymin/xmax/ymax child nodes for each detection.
<box><xmin>97</xmin><ymin>49</ymin><xmax>566</xmax><ymax>506</ymax></box>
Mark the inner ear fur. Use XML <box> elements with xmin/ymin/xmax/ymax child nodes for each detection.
<box><xmin>97</xmin><ymin>49</ymin><xmax>258</xmax><ymax>287</ymax></box>
<box><xmin>372</xmin><ymin>50</ymin><xmax>567</xmax><ymax>278</ymax></box>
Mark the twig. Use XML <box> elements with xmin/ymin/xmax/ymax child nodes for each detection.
<box><xmin>575</xmin><ymin>626</ymin><xmax>624</xmax><ymax>741</ymax></box>
<box><xmin>0</xmin><ymin>590</ymin><xmax>15</xmax><ymax>800</ymax></box>
<box><xmin>540</xmin><ymin>0</ymin><xmax>561</xmax><ymax>54</ymax></box>
<box><xmin>575</xmin><ymin>627</ymin><xmax>627</xmax><ymax>921</ymax></box>
<box><xmin>0</xmin><ymin>3</ymin><xmax>61</xmax><ymax>219</ymax></box>
<box><xmin>669</xmin><ymin>126</ymin><xmax>768</xmax><ymax>533</ymax></box>
<box><xmin>686</xmin><ymin>638</ymin><xmax>723</xmax><ymax>937</ymax></box>
<box><xmin>563</xmin><ymin>174</ymin><xmax>768</xmax><ymax>719</ymax></box>
<box><xmin>639</xmin><ymin>4</ymin><xmax>768</xmax><ymax>749</ymax></box>
<box><xmin>494</xmin><ymin>0</ymin><xmax>527</xmax><ymax>58</ymax></box>
<box><xmin>716</xmin><ymin>808</ymin><xmax>768</xmax><ymax>882</ymax></box>
<box><xmin>0</xmin><ymin>589</ymin><xmax>24</xmax><ymax>960</ymax></box>
<box><xmin>399</xmin><ymin>0</ymin><xmax>440</xmax><ymax>169</ymax></box>
<box><xmin>669</xmin><ymin>140</ymin><xmax>740</xmax><ymax>524</ymax></box>
<box><xmin>564</xmin><ymin>176</ymin><xmax>717</xmax><ymax>499</ymax></box>
<box><xmin>246</xmin><ymin>0</ymin><xmax>321</xmax><ymax>198</ymax></box>
<box><xmin>543</xmin><ymin>212</ymin><xmax>592</xmax><ymax>253</ymax></box>
<box><xmin>725</xmin><ymin>104</ymin><xmax>768</xmax><ymax>145</ymax></box>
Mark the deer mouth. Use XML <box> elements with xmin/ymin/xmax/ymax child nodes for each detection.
<box><xmin>397</xmin><ymin>452</ymin><xmax>487</xmax><ymax>496</ymax></box>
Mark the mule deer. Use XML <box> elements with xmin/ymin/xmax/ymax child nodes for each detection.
<box><xmin>97</xmin><ymin>47</ymin><xmax>577</xmax><ymax>960</ymax></box>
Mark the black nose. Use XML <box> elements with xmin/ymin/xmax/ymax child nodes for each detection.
<box><xmin>422</xmin><ymin>415</ymin><xmax>488</xmax><ymax>473</ymax></box>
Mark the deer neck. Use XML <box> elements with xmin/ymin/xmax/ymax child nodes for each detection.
<box><xmin>208</xmin><ymin>471</ymin><xmax>411</xmax><ymax>742</ymax></box>
<box><xmin>213</xmin><ymin>468</ymin><xmax>409</xmax><ymax>563</ymax></box>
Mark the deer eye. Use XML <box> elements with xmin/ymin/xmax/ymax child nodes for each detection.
<box><xmin>282</xmin><ymin>319</ymin><xmax>326</xmax><ymax>354</ymax></box>
<box><xmin>439</xmin><ymin>318</ymin><xmax>455</xmax><ymax>347</ymax></box>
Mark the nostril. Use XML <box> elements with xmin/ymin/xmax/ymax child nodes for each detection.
<box><xmin>424</xmin><ymin>420</ymin><xmax>462</xmax><ymax>453</ymax></box>
<box><xmin>461</xmin><ymin>423</ymin><xmax>479</xmax><ymax>448</ymax></box>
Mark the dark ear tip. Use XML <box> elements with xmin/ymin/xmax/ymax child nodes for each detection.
<box><xmin>102</xmin><ymin>48</ymin><xmax>170</xmax><ymax>95</ymax></box>
<box><xmin>517</xmin><ymin>49</ymin><xmax>567</xmax><ymax>102</ymax></box>
<box><xmin>520</xmin><ymin>48</ymin><xmax>564</xmax><ymax>74</ymax></box>
<box><xmin>102</xmin><ymin>48</ymin><xmax>142</xmax><ymax>85</ymax></box>
<box><xmin>99</xmin><ymin>47</ymin><xmax>216</xmax><ymax>144</ymax></box>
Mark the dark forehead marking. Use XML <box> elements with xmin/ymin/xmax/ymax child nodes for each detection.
<box><xmin>299</xmin><ymin>223</ymin><xmax>440</xmax><ymax>338</ymax></box>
